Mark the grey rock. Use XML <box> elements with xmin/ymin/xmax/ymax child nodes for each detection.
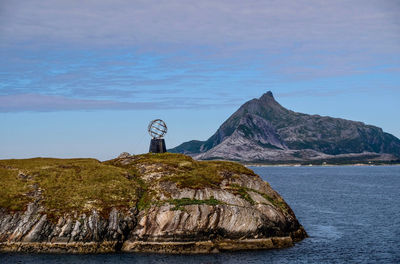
<box><xmin>0</xmin><ymin>160</ymin><xmax>306</xmax><ymax>253</ymax></box>
<box><xmin>170</xmin><ymin>91</ymin><xmax>400</xmax><ymax>163</ymax></box>
<box><xmin>117</xmin><ymin>152</ymin><xmax>132</xmax><ymax>159</ymax></box>
<box><xmin>0</xmin><ymin>200</ymin><xmax>137</xmax><ymax>245</ymax></box>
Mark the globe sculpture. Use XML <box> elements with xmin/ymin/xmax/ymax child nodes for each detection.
<box><xmin>148</xmin><ymin>119</ymin><xmax>168</xmax><ymax>153</ymax></box>
<box><xmin>148</xmin><ymin>119</ymin><xmax>168</xmax><ymax>139</ymax></box>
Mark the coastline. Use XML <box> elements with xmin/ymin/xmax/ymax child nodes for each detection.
<box><xmin>0</xmin><ymin>154</ymin><xmax>307</xmax><ymax>254</ymax></box>
<box><xmin>245</xmin><ymin>163</ymin><xmax>400</xmax><ymax>167</ymax></box>
<box><xmin>0</xmin><ymin>227</ymin><xmax>306</xmax><ymax>254</ymax></box>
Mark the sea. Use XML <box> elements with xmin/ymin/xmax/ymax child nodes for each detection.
<box><xmin>1</xmin><ymin>165</ymin><xmax>399</xmax><ymax>263</ymax></box>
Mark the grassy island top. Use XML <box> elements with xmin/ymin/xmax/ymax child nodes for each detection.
<box><xmin>0</xmin><ymin>153</ymin><xmax>257</xmax><ymax>218</ymax></box>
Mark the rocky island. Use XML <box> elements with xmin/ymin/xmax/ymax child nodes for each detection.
<box><xmin>170</xmin><ymin>91</ymin><xmax>400</xmax><ymax>165</ymax></box>
<box><xmin>0</xmin><ymin>153</ymin><xmax>306</xmax><ymax>253</ymax></box>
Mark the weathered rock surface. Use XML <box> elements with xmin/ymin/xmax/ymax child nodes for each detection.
<box><xmin>0</xmin><ymin>153</ymin><xmax>307</xmax><ymax>253</ymax></box>
<box><xmin>170</xmin><ymin>91</ymin><xmax>400</xmax><ymax>164</ymax></box>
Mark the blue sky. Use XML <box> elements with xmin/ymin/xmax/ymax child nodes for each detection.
<box><xmin>1</xmin><ymin>0</ymin><xmax>399</xmax><ymax>160</ymax></box>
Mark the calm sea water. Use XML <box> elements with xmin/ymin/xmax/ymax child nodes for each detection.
<box><xmin>1</xmin><ymin>165</ymin><xmax>399</xmax><ymax>263</ymax></box>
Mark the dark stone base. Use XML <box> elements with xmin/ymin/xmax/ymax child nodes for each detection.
<box><xmin>149</xmin><ymin>139</ymin><xmax>167</xmax><ymax>153</ymax></box>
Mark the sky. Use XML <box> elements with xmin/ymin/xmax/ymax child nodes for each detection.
<box><xmin>0</xmin><ymin>0</ymin><xmax>399</xmax><ymax>160</ymax></box>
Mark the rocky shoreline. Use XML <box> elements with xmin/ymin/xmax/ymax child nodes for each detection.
<box><xmin>0</xmin><ymin>235</ymin><xmax>304</xmax><ymax>254</ymax></box>
<box><xmin>0</xmin><ymin>153</ymin><xmax>307</xmax><ymax>253</ymax></box>
<box><xmin>0</xmin><ymin>201</ymin><xmax>307</xmax><ymax>254</ymax></box>
<box><xmin>0</xmin><ymin>230</ymin><xmax>306</xmax><ymax>254</ymax></box>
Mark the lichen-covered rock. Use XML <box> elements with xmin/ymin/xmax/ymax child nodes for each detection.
<box><xmin>0</xmin><ymin>153</ymin><xmax>307</xmax><ymax>253</ymax></box>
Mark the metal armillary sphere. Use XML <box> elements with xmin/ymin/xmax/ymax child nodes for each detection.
<box><xmin>148</xmin><ymin>119</ymin><xmax>168</xmax><ymax>139</ymax></box>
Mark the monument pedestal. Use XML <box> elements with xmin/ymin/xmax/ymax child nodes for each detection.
<box><xmin>149</xmin><ymin>138</ymin><xmax>167</xmax><ymax>153</ymax></box>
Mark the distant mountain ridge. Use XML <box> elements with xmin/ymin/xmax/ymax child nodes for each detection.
<box><xmin>169</xmin><ymin>91</ymin><xmax>400</xmax><ymax>164</ymax></box>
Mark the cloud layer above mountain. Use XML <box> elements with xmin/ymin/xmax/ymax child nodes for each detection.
<box><xmin>0</xmin><ymin>0</ymin><xmax>399</xmax><ymax>112</ymax></box>
<box><xmin>1</xmin><ymin>0</ymin><xmax>399</xmax><ymax>51</ymax></box>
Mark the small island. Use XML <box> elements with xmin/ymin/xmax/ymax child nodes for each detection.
<box><xmin>0</xmin><ymin>153</ymin><xmax>306</xmax><ymax>253</ymax></box>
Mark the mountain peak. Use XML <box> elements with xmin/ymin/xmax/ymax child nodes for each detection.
<box><xmin>253</xmin><ymin>91</ymin><xmax>285</xmax><ymax>113</ymax></box>
<box><xmin>169</xmin><ymin>90</ymin><xmax>400</xmax><ymax>162</ymax></box>
<box><xmin>261</xmin><ymin>91</ymin><xmax>274</xmax><ymax>99</ymax></box>
<box><xmin>258</xmin><ymin>91</ymin><xmax>277</xmax><ymax>104</ymax></box>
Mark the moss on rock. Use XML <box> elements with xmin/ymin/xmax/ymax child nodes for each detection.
<box><xmin>0</xmin><ymin>153</ymin><xmax>307</xmax><ymax>253</ymax></box>
<box><xmin>0</xmin><ymin>153</ymin><xmax>256</xmax><ymax>216</ymax></box>
<box><xmin>0</xmin><ymin>158</ymin><xmax>141</xmax><ymax>218</ymax></box>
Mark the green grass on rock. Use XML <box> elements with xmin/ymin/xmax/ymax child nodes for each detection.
<box><xmin>0</xmin><ymin>153</ymin><xmax>259</xmax><ymax>218</ymax></box>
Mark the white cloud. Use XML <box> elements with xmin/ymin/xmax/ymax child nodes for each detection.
<box><xmin>0</xmin><ymin>0</ymin><xmax>399</xmax><ymax>112</ymax></box>
<box><xmin>0</xmin><ymin>93</ymin><xmax>235</xmax><ymax>112</ymax></box>
<box><xmin>0</xmin><ymin>0</ymin><xmax>398</xmax><ymax>51</ymax></box>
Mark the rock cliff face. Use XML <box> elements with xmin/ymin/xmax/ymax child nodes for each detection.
<box><xmin>169</xmin><ymin>91</ymin><xmax>400</xmax><ymax>163</ymax></box>
<box><xmin>0</xmin><ymin>153</ymin><xmax>306</xmax><ymax>253</ymax></box>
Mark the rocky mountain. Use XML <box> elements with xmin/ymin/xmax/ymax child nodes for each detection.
<box><xmin>0</xmin><ymin>153</ymin><xmax>306</xmax><ymax>253</ymax></box>
<box><xmin>170</xmin><ymin>91</ymin><xmax>400</xmax><ymax>164</ymax></box>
